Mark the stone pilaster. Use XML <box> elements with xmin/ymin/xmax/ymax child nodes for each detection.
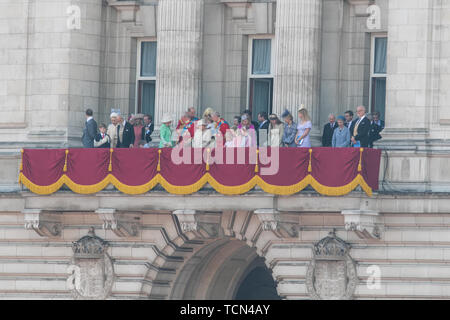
<box><xmin>154</xmin><ymin>0</ymin><xmax>204</xmax><ymax>125</ymax></box>
<box><xmin>272</xmin><ymin>0</ymin><xmax>322</xmax><ymax>129</ymax></box>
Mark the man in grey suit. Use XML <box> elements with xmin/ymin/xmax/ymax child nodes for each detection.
<box><xmin>82</xmin><ymin>109</ymin><xmax>98</xmax><ymax>148</ymax></box>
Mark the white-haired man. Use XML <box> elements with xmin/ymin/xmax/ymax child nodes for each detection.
<box><xmin>322</xmin><ymin>113</ymin><xmax>337</xmax><ymax>147</ymax></box>
<box><xmin>351</xmin><ymin>106</ymin><xmax>371</xmax><ymax>148</ymax></box>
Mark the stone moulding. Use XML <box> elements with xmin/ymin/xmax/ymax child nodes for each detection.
<box><xmin>254</xmin><ymin>209</ymin><xmax>298</xmax><ymax>238</ymax></box>
<box><xmin>96</xmin><ymin>208</ymin><xmax>141</xmax><ymax>238</ymax></box>
<box><xmin>341</xmin><ymin>209</ymin><xmax>382</xmax><ymax>239</ymax></box>
<box><xmin>23</xmin><ymin>209</ymin><xmax>62</xmax><ymax>237</ymax></box>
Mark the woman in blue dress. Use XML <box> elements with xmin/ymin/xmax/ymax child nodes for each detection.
<box><xmin>295</xmin><ymin>107</ymin><xmax>312</xmax><ymax>148</ymax></box>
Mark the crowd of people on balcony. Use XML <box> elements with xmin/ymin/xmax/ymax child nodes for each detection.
<box><xmin>82</xmin><ymin>105</ymin><xmax>384</xmax><ymax>149</ymax></box>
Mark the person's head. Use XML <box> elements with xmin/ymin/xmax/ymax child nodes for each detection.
<box><xmin>337</xmin><ymin>116</ymin><xmax>345</xmax><ymax>128</ymax></box>
<box><xmin>212</xmin><ymin>111</ymin><xmax>221</xmax><ymax>122</ymax></box>
<box><xmin>187</xmin><ymin>107</ymin><xmax>196</xmax><ymax>119</ymax></box>
<box><xmin>99</xmin><ymin>123</ymin><xmax>107</xmax><ymax>134</ymax></box>
<box><xmin>161</xmin><ymin>113</ymin><xmax>172</xmax><ymax>126</ymax></box>
<box><xmin>143</xmin><ymin>114</ymin><xmax>152</xmax><ymax>125</ymax></box>
<box><xmin>284</xmin><ymin>113</ymin><xmax>293</xmax><ymax>124</ymax></box>
<box><xmin>258</xmin><ymin>112</ymin><xmax>268</xmax><ymax>123</ymax></box>
<box><xmin>110</xmin><ymin>112</ymin><xmax>118</xmax><ymax>125</ymax></box>
<box><xmin>133</xmin><ymin>118</ymin><xmax>143</xmax><ymax>126</ymax></box>
<box><xmin>138</xmin><ymin>140</ymin><xmax>147</xmax><ymax>148</ymax></box>
<box><xmin>269</xmin><ymin>113</ymin><xmax>281</xmax><ymax>126</ymax></box>
<box><xmin>243</xmin><ymin>109</ymin><xmax>252</xmax><ymax>118</ymax></box>
<box><xmin>297</xmin><ymin>107</ymin><xmax>310</xmax><ymax>122</ymax></box>
<box><xmin>344</xmin><ymin>110</ymin><xmax>354</xmax><ymax>122</ymax></box>
<box><xmin>372</xmin><ymin>111</ymin><xmax>380</xmax><ymax>121</ymax></box>
<box><xmin>117</xmin><ymin>114</ymin><xmax>124</xmax><ymax>123</ymax></box>
<box><xmin>85</xmin><ymin>109</ymin><xmax>93</xmax><ymax>118</ymax></box>
<box><xmin>197</xmin><ymin>119</ymin><xmax>207</xmax><ymax>131</ymax></box>
<box><xmin>356</xmin><ymin>105</ymin><xmax>366</xmax><ymax>118</ymax></box>
<box><xmin>328</xmin><ymin>114</ymin><xmax>336</xmax><ymax>124</ymax></box>
<box><xmin>233</xmin><ymin>116</ymin><xmax>241</xmax><ymax>126</ymax></box>
<box><xmin>181</xmin><ymin>112</ymin><xmax>190</xmax><ymax>123</ymax></box>
<box><xmin>241</xmin><ymin>114</ymin><xmax>250</xmax><ymax>127</ymax></box>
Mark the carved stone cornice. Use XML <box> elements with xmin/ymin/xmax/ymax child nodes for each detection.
<box><xmin>23</xmin><ymin>209</ymin><xmax>62</xmax><ymax>237</ymax></box>
<box><xmin>254</xmin><ymin>209</ymin><xmax>298</xmax><ymax>238</ymax></box>
<box><xmin>106</xmin><ymin>0</ymin><xmax>140</xmax><ymax>22</ymax></box>
<box><xmin>96</xmin><ymin>208</ymin><xmax>141</xmax><ymax>238</ymax></box>
<box><xmin>173</xmin><ymin>210</ymin><xmax>220</xmax><ymax>239</ymax></box>
<box><xmin>342</xmin><ymin>210</ymin><xmax>383</xmax><ymax>239</ymax></box>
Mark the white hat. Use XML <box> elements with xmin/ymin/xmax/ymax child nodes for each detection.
<box><xmin>110</xmin><ymin>112</ymin><xmax>118</xmax><ymax>118</ymax></box>
<box><xmin>161</xmin><ymin>113</ymin><xmax>173</xmax><ymax>124</ymax></box>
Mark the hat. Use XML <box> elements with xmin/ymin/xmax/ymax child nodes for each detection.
<box><xmin>161</xmin><ymin>113</ymin><xmax>173</xmax><ymax>124</ymax></box>
<box><xmin>298</xmin><ymin>105</ymin><xmax>307</xmax><ymax>113</ymax></box>
<box><xmin>269</xmin><ymin>113</ymin><xmax>278</xmax><ymax>120</ymax></box>
<box><xmin>281</xmin><ymin>109</ymin><xmax>291</xmax><ymax>118</ymax></box>
<box><xmin>241</xmin><ymin>114</ymin><xmax>248</xmax><ymax>121</ymax></box>
<box><xmin>337</xmin><ymin>115</ymin><xmax>345</xmax><ymax>122</ymax></box>
<box><xmin>110</xmin><ymin>112</ymin><xmax>118</xmax><ymax>118</ymax></box>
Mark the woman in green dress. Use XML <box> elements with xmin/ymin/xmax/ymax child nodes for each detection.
<box><xmin>159</xmin><ymin>114</ymin><xmax>174</xmax><ymax>148</ymax></box>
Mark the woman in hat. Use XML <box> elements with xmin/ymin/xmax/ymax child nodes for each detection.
<box><xmin>131</xmin><ymin>114</ymin><xmax>144</xmax><ymax>147</ymax></box>
<box><xmin>295</xmin><ymin>107</ymin><xmax>312</xmax><ymax>148</ymax></box>
<box><xmin>332</xmin><ymin>115</ymin><xmax>351</xmax><ymax>148</ymax></box>
<box><xmin>159</xmin><ymin>114</ymin><xmax>174</xmax><ymax>148</ymax></box>
<box><xmin>107</xmin><ymin>112</ymin><xmax>119</xmax><ymax>148</ymax></box>
<box><xmin>236</xmin><ymin>114</ymin><xmax>257</xmax><ymax>147</ymax></box>
<box><xmin>192</xmin><ymin>119</ymin><xmax>213</xmax><ymax>148</ymax></box>
<box><xmin>268</xmin><ymin>113</ymin><xmax>284</xmax><ymax>147</ymax></box>
<box><xmin>281</xmin><ymin>109</ymin><xmax>297</xmax><ymax>147</ymax></box>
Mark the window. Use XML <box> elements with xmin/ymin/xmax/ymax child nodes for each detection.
<box><xmin>370</xmin><ymin>35</ymin><xmax>387</xmax><ymax>121</ymax></box>
<box><xmin>248</xmin><ymin>38</ymin><xmax>273</xmax><ymax>120</ymax></box>
<box><xmin>136</xmin><ymin>40</ymin><xmax>157</xmax><ymax>116</ymax></box>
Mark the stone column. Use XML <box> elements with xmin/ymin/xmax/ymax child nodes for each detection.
<box><xmin>155</xmin><ymin>0</ymin><xmax>204</xmax><ymax>125</ymax></box>
<box><xmin>272</xmin><ymin>0</ymin><xmax>322</xmax><ymax>129</ymax></box>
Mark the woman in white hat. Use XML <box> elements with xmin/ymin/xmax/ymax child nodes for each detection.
<box><xmin>159</xmin><ymin>114</ymin><xmax>174</xmax><ymax>148</ymax></box>
<box><xmin>192</xmin><ymin>119</ymin><xmax>213</xmax><ymax>148</ymax></box>
<box><xmin>107</xmin><ymin>112</ymin><xmax>119</xmax><ymax>148</ymax></box>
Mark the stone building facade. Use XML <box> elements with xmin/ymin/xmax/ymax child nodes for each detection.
<box><xmin>0</xmin><ymin>0</ymin><xmax>450</xmax><ymax>299</ymax></box>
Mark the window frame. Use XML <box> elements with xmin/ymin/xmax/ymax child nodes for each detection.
<box><xmin>247</xmin><ymin>35</ymin><xmax>275</xmax><ymax>114</ymax></box>
<box><xmin>135</xmin><ymin>38</ymin><xmax>157</xmax><ymax>114</ymax></box>
<box><xmin>369</xmin><ymin>33</ymin><xmax>387</xmax><ymax>115</ymax></box>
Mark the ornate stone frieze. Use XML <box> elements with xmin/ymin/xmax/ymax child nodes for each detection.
<box><xmin>23</xmin><ymin>209</ymin><xmax>62</xmax><ymax>237</ymax></box>
<box><xmin>306</xmin><ymin>230</ymin><xmax>357</xmax><ymax>300</ymax></box>
<box><xmin>67</xmin><ymin>228</ymin><xmax>115</xmax><ymax>300</ymax></box>
<box><xmin>254</xmin><ymin>209</ymin><xmax>298</xmax><ymax>238</ymax></box>
<box><xmin>96</xmin><ymin>208</ymin><xmax>141</xmax><ymax>238</ymax></box>
<box><xmin>342</xmin><ymin>210</ymin><xmax>382</xmax><ymax>239</ymax></box>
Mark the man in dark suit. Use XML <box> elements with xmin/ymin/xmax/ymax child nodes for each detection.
<box><xmin>257</xmin><ymin>111</ymin><xmax>269</xmax><ymax>146</ymax></box>
<box><xmin>322</xmin><ymin>114</ymin><xmax>338</xmax><ymax>147</ymax></box>
<box><xmin>142</xmin><ymin>114</ymin><xmax>154</xmax><ymax>143</ymax></box>
<box><xmin>82</xmin><ymin>108</ymin><xmax>97</xmax><ymax>148</ymax></box>
<box><xmin>368</xmin><ymin>111</ymin><xmax>385</xmax><ymax>148</ymax></box>
<box><xmin>351</xmin><ymin>106</ymin><xmax>371</xmax><ymax>148</ymax></box>
<box><xmin>116</xmin><ymin>114</ymin><xmax>135</xmax><ymax>148</ymax></box>
<box><xmin>344</xmin><ymin>110</ymin><xmax>357</xmax><ymax>134</ymax></box>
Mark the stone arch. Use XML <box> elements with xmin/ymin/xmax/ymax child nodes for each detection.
<box><xmin>140</xmin><ymin>210</ymin><xmax>298</xmax><ymax>300</ymax></box>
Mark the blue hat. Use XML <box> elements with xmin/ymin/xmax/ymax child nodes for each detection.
<box><xmin>337</xmin><ymin>115</ymin><xmax>345</xmax><ymax>121</ymax></box>
<box><xmin>281</xmin><ymin>109</ymin><xmax>291</xmax><ymax>118</ymax></box>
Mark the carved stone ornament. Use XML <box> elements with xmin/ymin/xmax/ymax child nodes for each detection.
<box><xmin>306</xmin><ymin>230</ymin><xmax>357</xmax><ymax>300</ymax></box>
<box><xmin>67</xmin><ymin>228</ymin><xmax>115</xmax><ymax>300</ymax></box>
<box><xmin>23</xmin><ymin>209</ymin><xmax>62</xmax><ymax>237</ymax></box>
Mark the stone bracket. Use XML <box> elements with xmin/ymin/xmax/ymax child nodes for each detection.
<box><xmin>97</xmin><ymin>208</ymin><xmax>141</xmax><ymax>237</ymax></box>
<box><xmin>23</xmin><ymin>209</ymin><xmax>62</xmax><ymax>238</ymax></box>
<box><xmin>106</xmin><ymin>0</ymin><xmax>140</xmax><ymax>23</ymax></box>
<box><xmin>173</xmin><ymin>210</ymin><xmax>220</xmax><ymax>239</ymax></box>
<box><xmin>342</xmin><ymin>210</ymin><xmax>383</xmax><ymax>239</ymax></box>
<box><xmin>254</xmin><ymin>209</ymin><xmax>298</xmax><ymax>238</ymax></box>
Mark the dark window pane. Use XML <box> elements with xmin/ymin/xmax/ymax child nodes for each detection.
<box><xmin>141</xmin><ymin>42</ymin><xmax>157</xmax><ymax>77</ymax></box>
<box><xmin>371</xmin><ymin>77</ymin><xmax>386</xmax><ymax>121</ymax></box>
<box><xmin>374</xmin><ymin>37</ymin><xmax>387</xmax><ymax>74</ymax></box>
<box><xmin>139</xmin><ymin>80</ymin><xmax>155</xmax><ymax>116</ymax></box>
<box><xmin>252</xmin><ymin>39</ymin><xmax>271</xmax><ymax>75</ymax></box>
<box><xmin>249</xmin><ymin>78</ymin><xmax>273</xmax><ymax>121</ymax></box>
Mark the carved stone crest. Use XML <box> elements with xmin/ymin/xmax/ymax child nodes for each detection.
<box><xmin>306</xmin><ymin>230</ymin><xmax>357</xmax><ymax>300</ymax></box>
<box><xmin>67</xmin><ymin>228</ymin><xmax>115</xmax><ymax>300</ymax></box>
